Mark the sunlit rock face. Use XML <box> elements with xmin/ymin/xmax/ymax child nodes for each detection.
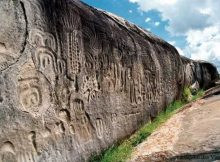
<box><xmin>181</xmin><ymin>56</ymin><xmax>218</xmax><ymax>89</ymax></box>
<box><xmin>0</xmin><ymin>0</ymin><xmax>218</xmax><ymax>161</ymax></box>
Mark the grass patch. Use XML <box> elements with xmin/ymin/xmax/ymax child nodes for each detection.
<box><xmin>192</xmin><ymin>89</ymin><xmax>204</xmax><ymax>101</ymax></box>
<box><xmin>89</xmin><ymin>89</ymin><xmax>204</xmax><ymax>162</ymax></box>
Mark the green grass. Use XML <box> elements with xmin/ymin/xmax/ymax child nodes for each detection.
<box><xmin>89</xmin><ymin>89</ymin><xmax>204</xmax><ymax>162</ymax></box>
<box><xmin>192</xmin><ymin>89</ymin><xmax>204</xmax><ymax>101</ymax></box>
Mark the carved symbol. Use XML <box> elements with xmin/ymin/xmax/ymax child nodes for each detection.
<box><xmin>69</xmin><ymin>123</ymin><xmax>81</xmax><ymax>150</ymax></box>
<box><xmin>55</xmin><ymin>122</ymin><xmax>65</xmax><ymax>134</ymax></box>
<box><xmin>58</xmin><ymin>109</ymin><xmax>70</xmax><ymax>123</ymax></box>
<box><xmin>34</xmin><ymin>47</ymin><xmax>57</xmax><ymax>84</ymax></box>
<box><xmin>111</xmin><ymin>114</ymin><xmax>118</xmax><ymax>123</ymax></box>
<box><xmin>0</xmin><ymin>90</ymin><xmax>3</xmax><ymax>103</ymax></box>
<box><xmin>0</xmin><ymin>141</ymin><xmax>15</xmax><ymax>155</ymax></box>
<box><xmin>30</xmin><ymin>29</ymin><xmax>57</xmax><ymax>52</ymax></box>
<box><xmin>0</xmin><ymin>141</ymin><xmax>16</xmax><ymax>162</ymax></box>
<box><xmin>70</xmin><ymin>124</ymin><xmax>76</xmax><ymax>135</ymax></box>
<box><xmin>17</xmin><ymin>66</ymin><xmax>51</xmax><ymax>117</ymax></box>
<box><xmin>56</xmin><ymin>85</ymin><xmax>70</xmax><ymax>109</ymax></box>
<box><xmin>57</xmin><ymin>59</ymin><xmax>66</xmax><ymax>76</ymax></box>
<box><xmin>30</xmin><ymin>29</ymin><xmax>66</xmax><ymax>84</ymax></box>
<box><xmin>28</xmin><ymin>131</ymin><xmax>38</xmax><ymax>154</ymax></box>
<box><xmin>102</xmin><ymin>76</ymin><xmax>115</xmax><ymax>93</ymax></box>
<box><xmin>41</xmin><ymin>127</ymin><xmax>51</xmax><ymax>138</ymax></box>
<box><xmin>17</xmin><ymin>152</ymin><xmax>37</xmax><ymax>162</ymax></box>
<box><xmin>71</xmin><ymin>99</ymin><xmax>84</xmax><ymax>116</ymax></box>
<box><xmin>0</xmin><ymin>77</ymin><xmax>4</xmax><ymax>103</ymax></box>
<box><xmin>94</xmin><ymin>118</ymin><xmax>106</xmax><ymax>139</ymax></box>
<box><xmin>66</xmin><ymin>31</ymin><xmax>83</xmax><ymax>80</ymax></box>
<box><xmin>0</xmin><ymin>141</ymin><xmax>38</xmax><ymax>162</ymax></box>
<box><xmin>81</xmin><ymin>75</ymin><xmax>99</xmax><ymax>102</ymax></box>
<box><xmin>18</xmin><ymin>78</ymin><xmax>42</xmax><ymax>109</ymax></box>
<box><xmin>70</xmin><ymin>98</ymin><xmax>92</xmax><ymax>143</ymax></box>
<box><xmin>82</xmin><ymin>26</ymin><xmax>103</xmax><ymax>56</ymax></box>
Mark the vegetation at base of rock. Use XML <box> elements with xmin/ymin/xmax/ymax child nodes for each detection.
<box><xmin>89</xmin><ymin>88</ymin><xmax>205</xmax><ymax>162</ymax></box>
<box><xmin>182</xmin><ymin>87</ymin><xmax>192</xmax><ymax>102</ymax></box>
<box><xmin>191</xmin><ymin>89</ymin><xmax>204</xmax><ymax>101</ymax></box>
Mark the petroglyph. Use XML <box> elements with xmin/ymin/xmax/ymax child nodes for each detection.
<box><xmin>94</xmin><ymin>118</ymin><xmax>106</xmax><ymax>139</ymax></box>
<box><xmin>17</xmin><ymin>64</ymin><xmax>51</xmax><ymax>117</ymax></box>
<box><xmin>18</xmin><ymin>77</ymin><xmax>42</xmax><ymax>115</ymax></box>
<box><xmin>66</xmin><ymin>31</ymin><xmax>83</xmax><ymax>80</ymax></box>
<box><xmin>30</xmin><ymin>29</ymin><xmax>57</xmax><ymax>52</ymax></box>
<box><xmin>0</xmin><ymin>0</ymin><xmax>218</xmax><ymax>162</ymax></box>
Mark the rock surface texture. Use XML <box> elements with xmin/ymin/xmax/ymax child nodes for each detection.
<box><xmin>0</xmin><ymin>0</ymin><xmax>218</xmax><ymax>161</ymax></box>
<box><xmin>181</xmin><ymin>56</ymin><xmax>218</xmax><ymax>89</ymax></box>
<box><xmin>129</xmin><ymin>95</ymin><xmax>220</xmax><ymax>162</ymax></box>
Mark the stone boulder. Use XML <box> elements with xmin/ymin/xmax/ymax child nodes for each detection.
<box><xmin>0</xmin><ymin>0</ymin><xmax>218</xmax><ymax>161</ymax></box>
<box><xmin>181</xmin><ymin>56</ymin><xmax>219</xmax><ymax>89</ymax></box>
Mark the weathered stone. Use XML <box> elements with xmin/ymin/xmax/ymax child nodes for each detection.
<box><xmin>0</xmin><ymin>0</ymin><xmax>218</xmax><ymax>161</ymax></box>
<box><xmin>181</xmin><ymin>56</ymin><xmax>219</xmax><ymax>89</ymax></box>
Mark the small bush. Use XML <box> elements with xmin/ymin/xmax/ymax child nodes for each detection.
<box><xmin>192</xmin><ymin>89</ymin><xmax>204</xmax><ymax>101</ymax></box>
<box><xmin>182</xmin><ymin>87</ymin><xmax>192</xmax><ymax>103</ymax></box>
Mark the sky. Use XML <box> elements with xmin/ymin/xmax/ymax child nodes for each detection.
<box><xmin>81</xmin><ymin>0</ymin><xmax>220</xmax><ymax>71</ymax></box>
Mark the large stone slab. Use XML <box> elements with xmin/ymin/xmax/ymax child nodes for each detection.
<box><xmin>0</xmin><ymin>0</ymin><xmax>218</xmax><ymax>161</ymax></box>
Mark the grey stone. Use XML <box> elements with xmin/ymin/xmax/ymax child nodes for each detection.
<box><xmin>181</xmin><ymin>56</ymin><xmax>219</xmax><ymax>89</ymax></box>
<box><xmin>0</xmin><ymin>0</ymin><xmax>218</xmax><ymax>161</ymax></box>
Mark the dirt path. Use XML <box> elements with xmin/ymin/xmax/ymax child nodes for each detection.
<box><xmin>129</xmin><ymin>95</ymin><xmax>220</xmax><ymax>162</ymax></box>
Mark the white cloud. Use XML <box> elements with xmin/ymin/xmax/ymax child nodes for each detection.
<box><xmin>129</xmin><ymin>0</ymin><xmax>177</xmax><ymax>6</ymax></box>
<box><xmin>174</xmin><ymin>25</ymin><xmax>220</xmax><ymax>71</ymax></box>
<box><xmin>199</xmin><ymin>8</ymin><xmax>212</xmax><ymax>15</ymax></box>
<box><xmin>129</xmin><ymin>0</ymin><xmax>220</xmax><ymax>71</ymax></box>
<box><xmin>129</xmin><ymin>0</ymin><xmax>220</xmax><ymax>35</ymax></box>
<box><xmin>176</xmin><ymin>47</ymin><xmax>185</xmax><ymax>56</ymax></box>
<box><xmin>145</xmin><ymin>17</ymin><xmax>151</xmax><ymax>23</ymax></box>
<box><xmin>146</xmin><ymin>28</ymin><xmax>151</xmax><ymax>31</ymax></box>
<box><xmin>154</xmin><ymin>21</ymin><xmax>160</xmax><ymax>26</ymax></box>
<box><xmin>129</xmin><ymin>10</ymin><xmax>133</xmax><ymax>13</ymax></box>
<box><xmin>168</xmin><ymin>41</ymin><xmax>176</xmax><ymax>46</ymax></box>
<box><xmin>185</xmin><ymin>25</ymin><xmax>220</xmax><ymax>61</ymax></box>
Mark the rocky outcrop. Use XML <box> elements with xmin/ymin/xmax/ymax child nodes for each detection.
<box><xmin>0</xmin><ymin>0</ymin><xmax>218</xmax><ymax>161</ymax></box>
<box><xmin>181</xmin><ymin>56</ymin><xmax>219</xmax><ymax>89</ymax></box>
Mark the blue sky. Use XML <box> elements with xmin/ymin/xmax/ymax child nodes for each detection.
<box><xmin>81</xmin><ymin>0</ymin><xmax>220</xmax><ymax>71</ymax></box>
<box><xmin>81</xmin><ymin>0</ymin><xmax>185</xmax><ymax>48</ymax></box>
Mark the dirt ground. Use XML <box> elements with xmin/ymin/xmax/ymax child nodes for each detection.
<box><xmin>129</xmin><ymin>95</ymin><xmax>220</xmax><ymax>162</ymax></box>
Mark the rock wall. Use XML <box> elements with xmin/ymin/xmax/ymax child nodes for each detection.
<box><xmin>0</xmin><ymin>0</ymin><xmax>218</xmax><ymax>161</ymax></box>
<box><xmin>181</xmin><ymin>56</ymin><xmax>219</xmax><ymax>89</ymax></box>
